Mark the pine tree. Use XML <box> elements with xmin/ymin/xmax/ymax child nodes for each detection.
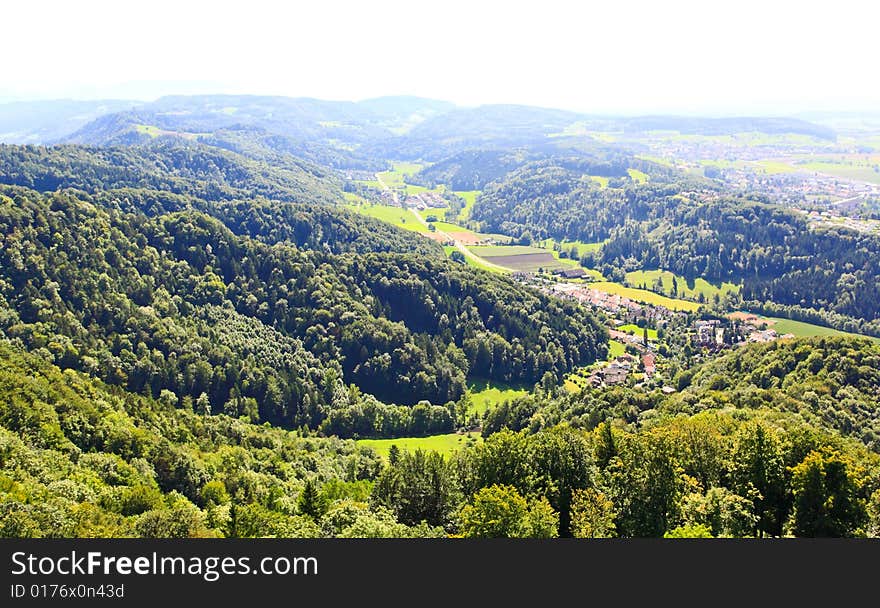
<box><xmin>297</xmin><ymin>479</ymin><xmax>325</xmax><ymax>520</ymax></box>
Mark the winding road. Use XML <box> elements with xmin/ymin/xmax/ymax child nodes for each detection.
<box><xmin>374</xmin><ymin>171</ymin><xmax>511</xmax><ymax>272</ymax></box>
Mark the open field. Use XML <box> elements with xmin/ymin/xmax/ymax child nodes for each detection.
<box><xmin>607</xmin><ymin>339</ymin><xmax>626</xmax><ymax>359</ymax></box>
<box><xmin>563</xmin><ymin>339</ymin><xmax>628</xmax><ymax>393</ymax></box>
<box><xmin>792</xmin><ymin>155</ymin><xmax>880</xmax><ymax>184</ymax></box>
<box><xmin>618</xmin><ymin>324</ymin><xmax>658</xmax><ymax>341</ymax></box>
<box><xmin>589</xmin><ymin>175</ymin><xmax>610</xmax><ymax>188</ymax></box>
<box><xmin>625</xmin><ymin>269</ymin><xmax>740</xmax><ymax>301</ymax></box>
<box><xmin>470</xmin><ymin>245</ymin><xmax>546</xmax><ymax>255</ymax></box>
<box><xmin>444</xmin><ymin>245</ymin><xmax>509</xmax><ymax>273</ymax></box>
<box><xmin>468</xmin><ymin>379</ymin><xmax>529</xmax><ymax>415</ymax></box>
<box><xmin>348</xmin><ymin>203</ymin><xmax>427</xmax><ymax>231</ymax></box>
<box><xmin>753</xmin><ymin>160</ymin><xmax>800</xmax><ymax>174</ymax></box>
<box><xmin>357</xmin><ymin>432</ymin><xmax>482</xmax><ymax>459</ymax></box>
<box><xmin>553</xmin><ymin>239</ymin><xmax>604</xmax><ymax>256</ymax></box>
<box><xmin>627</xmin><ymin>168</ymin><xmax>648</xmax><ymax>183</ymax></box>
<box><xmin>759</xmin><ymin>316</ymin><xmax>880</xmax><ymax>341</ymax></box>
<box><xmin>135</xmin><ymin>124</ymin><xmax>161</xmax><ymax>137</ymax></box>
<box><xmin>433</xmin><ymin>221</ymin><xmax>476</xmax><ymax>235</ymax></box>
<box><xmin>454</xmin><ymin>190</ymin><xmax>481</xmax><ymax>219</ymax></box>
<box><xmin>590</xmin><ymin>281</ymin><xmax>701</xmax><ymax>312</ymax></box>
<box><xmin>469</xmin><ymin>249</ymin><xmax>567</xmax><ymax>273</ymax></box>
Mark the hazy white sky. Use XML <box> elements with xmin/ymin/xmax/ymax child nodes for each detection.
<box><xmin>3</xmin><ymin>0</ymin><xmax>877</xmax><ymax>115</ymax></box>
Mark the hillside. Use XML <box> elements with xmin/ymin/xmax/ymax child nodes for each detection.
<box><xmin>3</xmin><ymin>335</ymin><xmax>878</xmax><ymax>539</ymax></box>
<box><xmin>471</xmin><ymin>158</ymin><xmax>880</xmax><ymax>330</ymax></box>
<box><xmin>0</xmin><ymin>185</ymin><xmax>606</xmax><ymax>428</ymax></box>
<box><xmin>674</xmin><ymin>337</ymin><xmax>880</xmax><ymax>450</ymax></box>
<box><xmin>0</xmin><ymin>99</ymin><xmax>140</xmax><ymax>144</ymax></box>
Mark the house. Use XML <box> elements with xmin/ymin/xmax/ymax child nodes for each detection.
<box><xmin>552</xmin><ymin>267</ymin><xmax>587</xmax><ymax>279</ymax></box>
<box><xmin>601</xmin><ymin>366</ymin><xmax>628</xmax><ymax>385</ymax></box>
<box><xmin>642</xmin><ymin>353</ymin><xmax>656</xmax><ymax>377</ymax></box>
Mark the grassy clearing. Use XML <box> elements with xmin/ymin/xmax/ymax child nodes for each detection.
<box><xmin>357</xmin><ymin>432</ymin><xmax>482</xmax><ymax>459</ymax></box>
<box><xmin>433</xmin><ymin>221</ymin><xmax>476</xmax><ymax>234</ymax></box>
<box><xmin>348</xmin><ymin>203</ymin><xmax>427</xmax><ymax>232</ymax></box>
<box><xmin>134</xmin><ymin>124</ymin><xmax>161</xmax><ymax>137</ymax></box>
<box><xmin>467</xmin><ymin>379</ymin><xmax>529</xmax><ymax>415</ymax></box>
<box><xmin>625</xmin><ymin>269</ymin><xmax>739</xmax><ymax>301</ymax></box>
<box><xmin>391</xmin><ymin>161</ymin><xmax>423</xmax><ymax>176</ymax></box>
<box><xmin>753</xmin><ymin>160</ymin><xmax>799</xmax><ymax>174</ymax></box>
<box><xmin>618</xmin><ymin>324</ymin><xmax>658</xmax><ymax>341</ymax></box>
<box><xmin>627</xmin><ymin>168</ymin><xmax>648</xmax><ymax>183</ymax></box>
<box><xmin>454</xmin><ymin>190</ymin><xmax>481</xmax><ymax>219</ymax></box>
<box><xmin>589</xmin><ymin>175</ymin><xmax>610</xmax><ymax>188</ymax></box>
<box><xmin>756</xmin><ymin>316</ymin><xmax>879</xmax><ymax>342</ymax></box>
<box><xmin>793</xmin><ymin>156</ymin><xmax>880</xmax><ymax>184</ymax></box>
<box><xmin>607</xmin><ymin>339</ymin><xmax>626</xmax><ymax>359</ymax></box>
<box><xmin>470</xmin><ymin>245</ymin><xmax>547</xmax><ymax>256</ymax></box>
<box><xmin>418</xmin><ymin>207</ymin><xmax>449</xmax><ymax>220</ymax></box>
<box><xmin>470</xmin><ymin>250</ymin><xmax>567</xmax><ymax>273</ymax></box>
<box><xmin>355</xmin><ymin>179</ymin><xmax>384</xmax><ymax>190</ymax></box>
<box><xmin>590</xmin><ymin>281</ymin><xmax>701</xmax><ymax>312</ymax></box>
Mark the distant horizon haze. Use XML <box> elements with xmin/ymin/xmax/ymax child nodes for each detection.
<box><xmin>4</xmin><ymin>0</ymin><xmax>878</xmax><ymax>117</ymax></box>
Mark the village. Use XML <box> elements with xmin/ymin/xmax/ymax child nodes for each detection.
<box><xmin>537</xmin><ymin>279</ymin><xmax>797</xmax><ymax>392</ymax></box>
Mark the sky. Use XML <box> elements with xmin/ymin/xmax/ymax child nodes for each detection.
<box><xmin>3</xmin><ymin>0</ymin><xmax>878</xmax><ymax>115</ymax></box>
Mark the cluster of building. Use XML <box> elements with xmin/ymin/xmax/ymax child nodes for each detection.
<box><xmin>404</xmin><ymin>191</ymin><xmax>447</xmax><ymax>211</ymax></box>
<box><xmin>586</xmin><ymin>352</ymin><xmax>658</xmax><ymax>388</ymax></box>
<box><xmin>726</xmin><ymin>312</ymin><xmax>795</xmax><ymax>343</ymax></box>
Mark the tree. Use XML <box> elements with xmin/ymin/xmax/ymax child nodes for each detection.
<box><xmin>570</xmin><ymin>488</ymin><xmax>616</xmax><ymax>538</ymax></box>
<box><xmin>680</xmin><ymin>487</ymin><xmax>756</xmax><ymax>538</ymax></box>
<box><xmin>664</xmin><ymin>523</ymin><xmax>713</xmax><ymax>538</ymax></box>
<box><xmin>297</xmin><ymin>479</ymin><xmax>326</xmax><ymax>520</ymax></box>
<box><xmin>790</xmin><ymin>449</ymin><xmax>867</xmax><ymax>537</ymax></box>
<box><xmin>458</xmin><ymin>485</ymin><xmax>558</xmax><ymax>538</ymax></box>
<box><xmin>594</xmin><ymin>421</ymin><xmax>616</xmax><ymax>469</ymax></box>
<box><xmin>731</xmin><ymin>423</ymin><xmax>788</xmax><ymax>537</ymax></box>
<box><xmin>371</xmin><ymin>450</ymin><xmax>460</xmax><ymax>529</ymax></box>
<box><xmin>530</xmin><ymin>426</ymin><xmax>594</xmax><ymax>537</ymax></box>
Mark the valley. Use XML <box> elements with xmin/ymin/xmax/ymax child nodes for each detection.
<box><xmin>1</xmin><ymin>94</ymin><xmax>879</xmax><ymax>539</ymax></box>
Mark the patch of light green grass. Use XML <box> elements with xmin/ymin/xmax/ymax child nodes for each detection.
<box><xmin>617</xmin><ymin>324</ymin><xmax>658</xmax><ymax>341</ymax></box>
<box><xmin>627</xmin><ymin>168</ymin><xmax>648</xmax><ymax>183</ymax></box>
<box><xmin>348</xmin><ymin>203</ymin><xmax>428</xmax><ymax>232</ymax></box>
<box><xmin>467</xmin><ymin>379</ymin><xmax>529</xmax><ymax>415</ymax></box>
<box><xmin>357</xmin><ymin>432</ymin><xmax>482</xmax><ymax>459</ymax></box>
<box><xmin>625</xmin><ymin>269</ymin><xmax>739</xmax><ymax>302</ymax></box>
<box><xmin>590</xmin><ymin>281</ymin><xmax>701</xmax><ymax>312</ymax></box>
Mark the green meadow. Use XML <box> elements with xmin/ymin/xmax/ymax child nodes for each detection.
<box><xmin>617</xmin><ymin>324</ymin><xmax>658</xmax><ymax>341</ymax></box>
<box><xmin>625</xmin><ymin>269</ymin><xmax>739</xmax><ymax>301</ymax></box>
<box><xmin>590</xmin><ymin>281</ymin><xmax>701</xmax><ymax>312</ymax></box>
<box><xmin>467</xmin><ymin>379</ymin><xmax>529</xmax><ymax>415</ymax></box>
<box><xmin>357</xmin><ymin>432</ymin><xmax>482</xmax><ymax>459</ymax></box>
<box><xmin>348</xmin><ymin>203</ymin><xmax>428</xmax><ymax>231</ymax></box>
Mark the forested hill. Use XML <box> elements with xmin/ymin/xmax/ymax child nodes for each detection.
<box><xmin>0</xmin><ymin>142</ymin><xmax>343</xmax><ymax>205</ymax></box>
<box><xmin>0</xmin><ymin>143</ymin><xmax>437</xmax><ymax>256</ymax></box>
<box><xmin>0</xmin><ymin>186</ymin><xmax>606</xmax><ymax>432</ymax></box>
<box><xmin>471</xmin><ymin>159</ymin><xmax>880</xmax><ymax>328</ymax></box>
<box><xmin>0</xmin><ymin>339</ymin><xmax>393</xmax><ymax>538</ymax></box>
<box><xmin>666</xmin><ymin>337</ymin><xmax>880</xmax><ymax>449</ymax></box>
<box><xmin>409</xmin><ymin>149</ymin><xmax>633</xmax><ymax>191</ymax></box>
<box><xmin>6</xmin><ymin>333</ymin><xmax>876</xmax><ymax>539</ymax></box>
